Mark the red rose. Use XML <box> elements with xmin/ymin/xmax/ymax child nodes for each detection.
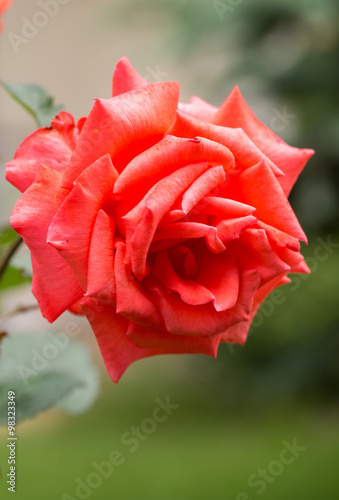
<box><xmin>7</xmin><ymin>57</ymin><xmax>314</xmax><ymax>382</ymax></box>
<box><xmin>0</xmin><ymin>0</ymin><xmax>11</xmax><ymax>31</ymax></box>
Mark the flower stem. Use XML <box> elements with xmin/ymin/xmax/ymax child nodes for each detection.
<box><xmin>0</xmin><ymin>236</ymin><xmax>23</xmax><ymax>282</ymax></box>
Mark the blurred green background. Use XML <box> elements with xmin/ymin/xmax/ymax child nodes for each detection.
<box><xmin>0</xmin><ymin>0</ymin><xmax>338</xmax><ymax>499</ymax></box>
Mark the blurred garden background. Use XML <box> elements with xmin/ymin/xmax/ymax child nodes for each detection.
<box><xmin>0</xmin><ymin>0</ymin><xmax>338</xmax><ymax>498</ymax></box>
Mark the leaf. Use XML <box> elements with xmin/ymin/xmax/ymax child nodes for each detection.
<box><xmin>0</xmin><ymin>266</ymin><xmax>32</xmax><ymax>291</ymax></box>
<box><xmin>0</xmin><ymin>226</ymin><xmax>17</xmax><ymax>247</ymax></box>
<box><xmin>0</xmin><ymin>334</ymin><xmax>100</xmax><ymax>423</ymax></box>
<box><xmin>0</xmin><ymin>82</ymin><xmax>63</xmax><ymax>128</ymax></box>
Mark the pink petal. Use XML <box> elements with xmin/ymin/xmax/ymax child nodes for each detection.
<box><xmin>113</xmin><ymin>135</ymin><xmax>234</xmax><ymax>204</ymax></box>
<box><xmin>126</xmin><ymin>322</ymin><xmax>221</xmax><ymax>357</ymax></box>
<box><xmin>124</xmin><ymin>162</ymin><xmax>210</xmax><ymax>280</ymax></box>
<box><xmin>239</xmin><ymin>228</ymin><xmax>291</xmax><ymax>285</ymax></box>
<box><xmin>6</xmin><ymin>112</ymin><xmax>81</xmax><ymax>193</ymax></box>
<box><xmin>151</xmin><ymin>269</ymin><xmax>260</xmax><ymax>337</ymax></box>
<box><xmin>221</xmin><ymin>274</ymin><xmax>291</xmax><ymax>344</ymax></box>
<box><xmin>62</xmin><ymin>82</ymin><xmax>180</xmax><ymax>188</ymax></box>
<box><xmin>229</xmin><ymin>160</ymin><xmax>307</xmax><ymax>242</ymax></box>
<box><xmin>112</xmin><ymin>56</ymin><xmax>148</xmax><ymax>97</ymax></box>
<box><xmin>178</xmin><ymin>96</ymin><xmax>218</xmax><ymax>121</ymax></box>
<box><xmin>195</xmin><ymin>243</ymin><xmax>240</xmax><ymax>311</ymax></box>
<box><xmin>153</xmin><ymin>221</ymin><xmax>226</xmax><ymax>253</ymax></box>
<box><xmin>169</xmin><ymin>111</ymin><xmax>283</xmax><ymax>176</ymax></box>
<box><xmin>86</xmin><ymin>209</ymin><xmax>116</xmax><ymax>304</ymax></box>
<box><xmin>82</xmin><ymin>297</ymin><xmax>221</xmax><ymax>382</ymax></box>
<box><xmin>114</xmin><ymin>242</ymin><xmax>165</xmax><ymax>331</ymax></box>
<box><xmin>197</xmin><ymin>196</ymin><xmax>256</xmax><ymax>219</ymax></box>
<box><xmin>210</xmin><ymin>86</ymin><xmax>314</xmax><ymax>195</ymax></box>
<box><xmin>10</xmin><ymin>166</ymin><xmax>83</xmax><ymax>322</ymax></box>
<box><xmin>47</xmin><ymin>154</ymin><xmax>119</xmax><ymax>290</ymax></box>
<box><xmin>153</xmin><ymin>250</ymin><xmax>215</xmax><ymax>306</ymax></box>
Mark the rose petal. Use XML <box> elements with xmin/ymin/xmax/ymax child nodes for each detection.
<box><xmin>152</xmin><ymin>269</ymin><xmax>260</xmax><ymax>337</ymax></box>
<box><xmin>153</xmin><ymin>221</ymin><xmax>226</xmax><ymax>253</ymax></box>
<box><xmin>47</xmin><ymin>154</ymin><xmax>118</xmax><ymax>290</ymax></box>
<box><xmin>86</xmin><ymin>209</ymin><xmax>116</xmax><ymax>304</ymax></box>
<box><xmin>153</xmin><ymin>250</ymin><xmax>215</xmax><ymax>306</ymax></box>
<box><xmin>210</xmin><ymin>86</ymin><xmax>314</xmax><ymax>195</ymax></box>
<box><xmin>114</xmin><ymin>135</ymin><xmax>234</xmax><ymax>207</ymax></box>
<box><xmin>178</xmin><ymin>96</ymin><xmax>218</xmax><ymax>121</ymax></box>
<box><xmin>10</xmin><ymin>166</ymin><xmax>83</xmax><ymax>322</ymax></box>
<box><xmin>62</xmin><ymin>82</ymin><xmax>180</xmax><ymax>188</ymax></box>
<box><xmin>112</xmin><ymin>56</ymin><xmax>148</xmax><ymax>97</ymax></box>
<box><xmin>124</xmin><ymin>162</ymin><xmax>210</xmax><ymax>280</ymax></box>
<box><xmin>115</xmin><ymin>242</ymin><xmax>165</xmax><ymax>331</ymax></box>
<box><xmin>126</xmin><ymin>322</ymin><xmax>221</xmax><ymax>357</ymax></box>
<box><xmin>194</xmin><ymin>242</ymin><xmax>241</xmax><ymax>311</ymax></box>
<box><xmin>220</xmin><ymin>274</ymin><xmax>291</xmax><ymax>344</ymax></box>
<box><xmin>239</xmin><ymin>228</ymin><xmax>291</xmax><ymax>285</ymax></box>
<box><xmin>229</xmin><ymin>160</ymin><xmax>307</xmax><ymax>242</ymax></box>
<box><xmin>169</xmin><ymin>111</ymin><xmax>284</xmax><ymax>177</ymax></box>
<box><xmin>6</xmin><ymin>111</ymin><xmax>80</xmax><ymax>193</ymax></box>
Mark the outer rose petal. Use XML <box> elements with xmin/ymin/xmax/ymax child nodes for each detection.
<box><xmin>62</xmin><ymin>82</ymin><xmax>180</xmax><ymax>188</ymax></box>
<box><xmin>81</xmin><ymin>298</ymin><xmax>220</xmax><ymax>383</ymax></box>
<box><xmin>6</xmin><ymin>112</ymin><xmax>82</xmax><ymax>193</ymax></box>
<box><xmin>239</xmin><ymin>228</ymin><xmax>291</xmax><ymax>285</ymax></box>
<box><xmin>228</xmin><ymin>160</ymin><xmax>307</xmax><ymax>242</ymax></box>
<box><xmin>210</xmin><ymin>86</ymin><xmax>314</xmax><ymax>195</ymax></box>
<box><xmin>178</xmin><ymin>96</ymin><xmax>218</xmax><ymax>122</ymax></box>
<box><xmin>221</xmin><ymin>274</ymin><xmax>291</xmax><ymax>344</ymax></box>
<box><xmin>112</xmin><ymin>56</ymin><xmax>148</xmax><ymax>96</ymax></box>
<box><xmin>10</xmin><ymin>166</ymin><xmax>84</xmax><ymax>322</ymax></box>
<box><xmin>47</xmin><ymin>154</ymin><xmax>119</xmax><ymax>291</ymax></box>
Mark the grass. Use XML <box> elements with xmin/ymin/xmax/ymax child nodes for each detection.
<box><xmin>1</xmin><ymin>371</ymin><xmax>338</xmax><ymax>500</ymax></box>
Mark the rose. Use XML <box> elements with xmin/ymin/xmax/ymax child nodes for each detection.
<box><xmin>0</xmin><ymin>0</ymin><xmax>11</xmax><ymax>31</ymax></box>
<box><xmin>7</xmin><ymin>57</ymin><xmax>314</xmax><ymax>382</ymax></box>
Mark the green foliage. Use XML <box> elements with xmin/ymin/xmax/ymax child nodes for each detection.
<box><xmin>0</xmin><ymin>81</ymin><xmax>63</xmax><ymax>127</ymax></box>
<box><xmin>0</xmin><ymin>226</ymin><xmax>17</xmax><ymax>247</ymax></box>
<box><xmin>0</xmin><ymin>266</ymin><xmax>31</xmax><ymax>291</ymax></box>
<box><xmin>0</xmin><ymin>334</ymin><xmax>100</xmax><ymax>424</ymax></box>
<box><xmin>0</xmin><ymin>226</ymin><xmax>30</xmax><ymax>290</ymax></box>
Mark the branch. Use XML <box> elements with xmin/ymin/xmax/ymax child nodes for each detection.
<box><xmin>0</xmin><ymin>236</ymin><xmax>23</xmax><ymax>281</ymax></box>
<box><xmin>0</xmin><ymin>304</ymin><xmax>39</xmax><ymax>323</ymax></box>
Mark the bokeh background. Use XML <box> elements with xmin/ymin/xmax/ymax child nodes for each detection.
<box><xmin>0</xmin><ymin>0</ymin><xmax>338</xmax><ymax>499</ymax></box>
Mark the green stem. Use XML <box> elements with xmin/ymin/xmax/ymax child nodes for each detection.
<box><xmin>0</xmin><ymin>236</ymin><xmax>23</xmax><ymax>282</ymax></box>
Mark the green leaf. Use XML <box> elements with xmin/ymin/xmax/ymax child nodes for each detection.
<box><xmin>0</xmin><ymin>265</ymin><xmax>32</xmax><ymax>291</ymax></box>
<box><xmin>0</xmin><ymin>226</ymin><xmax>18</xmax><ymax>247</ymax></box>
<box><xmin>0</xmin><ymin>334</ymin><xmax>100</xmax><ymax>423</ymax></box>
<box><xmin>0</xmin><ymin>82</ymin><xmax>63</xmax><ymax>127</ymax></box>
